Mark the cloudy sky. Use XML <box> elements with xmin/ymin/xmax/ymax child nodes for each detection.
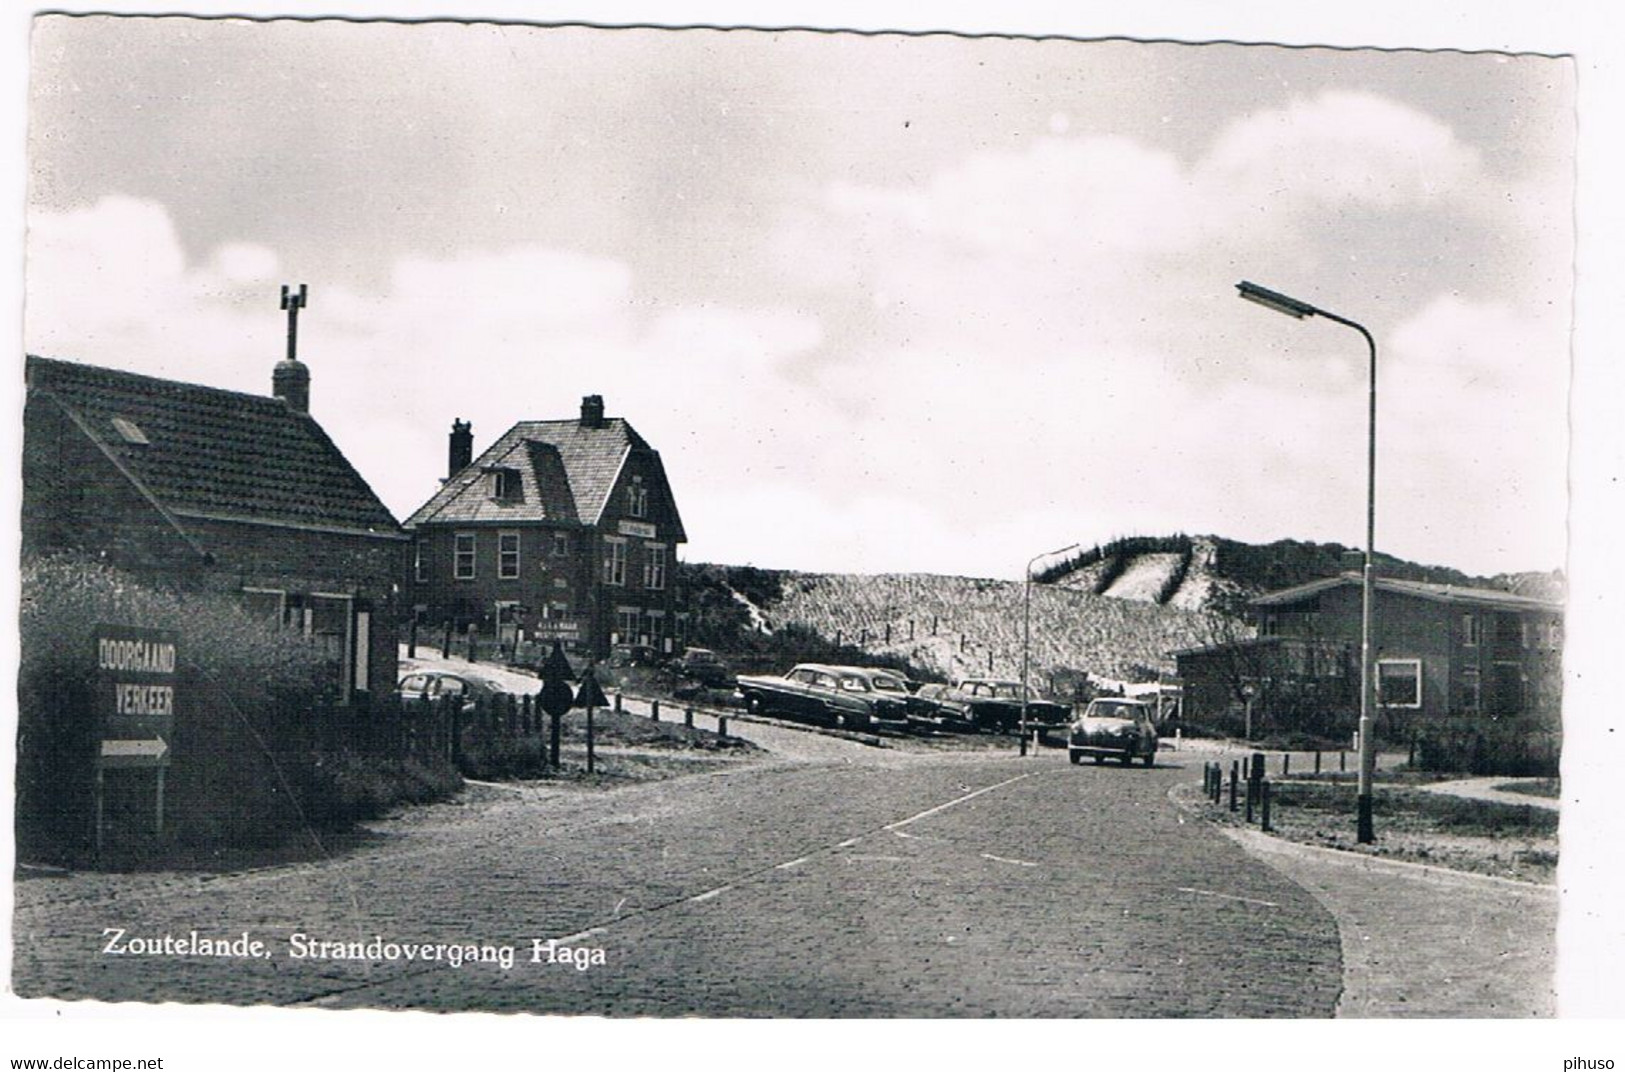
<box><xmin>23</xmin><ymin>10</ymin><xmax>1576</xmax><ymax>581</ymax></box>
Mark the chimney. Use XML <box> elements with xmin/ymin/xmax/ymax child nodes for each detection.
<box><xmin>274</xmin><ymin>283</ymin><xmax>310</xmax><ymax>413</ymax></box>
<box><xmin>273</xmin><ymin>358</ymin><xmax>310</xmax><ymax>414</ymax></box>
<box><xmin>449</xmin><ymin>419</ymin><xmax>473</xmax><ymax>478</ymax></box>
<box><xmin>580</xmin><ymin>394</ymin><xmax>605</xmax><ymax>428</ymax></box>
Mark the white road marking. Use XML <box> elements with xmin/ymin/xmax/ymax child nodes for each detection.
<box><xmin>884</xmin><ymin>771</ymin><xmax>1041</xmax><ymax>831</ymax></box>
<box><xmin>776</xmin><ymin>856</ymin><xmax>810</xmax><ymax>870</ymax></box>
<box><xmin>554</xmin><ymin>927</ymin><xmax>607</xmax><ymax>944</ymax></box>
<box><xmin>891</xmin><ymin>829</ymin><xmax>920</xmax><ymax>840</ymax></box>
<box><xmin>837</xmin><ymin>837</ymin><xmax>862</xmax><ymax>848</ymax></box>
<box><xmin>980</xmin><ymin>853</ymin><xmax>1038</xmax><ymax>868</ymax></box>
<box><xmin>688</xmin><ymin>885</ymin><xmax>731</xmax><ymax>903</ymax></box>
<box><xmin>1178</xmin><ymin>887</ymin><xmax>1279</xmax><ymax>908</ymax></box>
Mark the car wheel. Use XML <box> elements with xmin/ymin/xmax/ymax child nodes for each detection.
<box><xmin>1093</xmin><ymin>755</ymin><xmax>1105</xmax><ymax>765</ymax></box>
<box><xmin>1142</xmin><ymin>753</ymin><xmax>1154</xmax><ymax>768</ymax></box>
<box><xmin>1069</xmin><ymin>750</ymin><xmax>1082</xmax><ymax>765</ymax></box>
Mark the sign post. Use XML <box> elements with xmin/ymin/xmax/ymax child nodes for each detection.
<box><xmin>574</xmin><ymin>667</ymin><xmax>609</xmax><ymax>775</ymax></box>
<box><xmin>94</xmin><ymin>625</ymin><xmax>179</xmax><ymax>855</ymax></box>
<box><xmin>538</xmin><ymin>641</ymin><xmax>576</xmax><ymax>769</ymax></box>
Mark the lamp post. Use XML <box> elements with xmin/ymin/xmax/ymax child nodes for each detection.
<box><xmin>1236</xmin><ymin>280</ymin><xmax>1378</xmax><ymax>844</ymax></box>
<box><xmin>1023</xmin><ymin>542</ymin><xmax>1081</xmax><ymax>750</ymax></box>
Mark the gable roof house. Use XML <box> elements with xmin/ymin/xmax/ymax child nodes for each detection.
<box><xmin>23</xmin><ymin>351</ymin><xmax>407</xmax><ymax>702</ymax></box>
<box><xmin>1174</xmin><ymin>572</ymin><xmax>1564</xmax><ymax>772</ymax></box>
<box><xmin>404</xmin><ymin>396</ymin><xmax>687</xmax><ymax>661</ymax></box>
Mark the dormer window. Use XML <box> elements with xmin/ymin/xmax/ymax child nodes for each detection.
<box><xmin>110</xmin><ymin>416</ymin><xmax>149</xmax><ymax>445</ymax></box>
<box><xmin>486</xmin><ymin>467</ymin><xmax>522</xmax><ymax>501</ymax></box>
<box><xmin>627</xmin><ymin>475</ymin><xmax>648</xmax><ymax>518</ymax></box>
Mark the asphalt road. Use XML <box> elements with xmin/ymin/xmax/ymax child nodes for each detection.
<box><xmin>13</xmin><ymin>725</ymin><xmax>1342</xmax><ymax>1017</ymax></box>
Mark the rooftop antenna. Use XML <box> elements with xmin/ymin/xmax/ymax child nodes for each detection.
<box><xmin>280</xmin><ymin>283</ymin><xmax>308</xmax><ymax>363</ymax></box>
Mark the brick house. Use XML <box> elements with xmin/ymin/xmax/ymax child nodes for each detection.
<box><xmin>22</xmin><ymin>352</ymin><xmax>406</xmax><ymax>702</ymax></box>
<box><xmin>1175</xmin><ymin>573</ymin><xmax>1564</xmax><ymax>757</ymax></box>
<box><xmin>403</xmin><ymin>396</ymin><xmax>688</xmax><ymax>660</ymax></box>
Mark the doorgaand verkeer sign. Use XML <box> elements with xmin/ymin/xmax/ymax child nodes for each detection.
<box><xmin>95</xmin><ymin>624</ymin><xmax>178</xmax><ymax>769</ymax></box>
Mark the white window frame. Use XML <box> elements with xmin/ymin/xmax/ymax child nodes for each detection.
<box><xmin>1377</xmin><ymin>658</ymin><xmax>1423</xmax><ymax>709</ymax></box>
<box><xmin>627</xmin><ymin>476</ymin><xmax>648</xmax><ymax>519</ymax></box>
<box><xmin>454</xmin><ymin>532</ymin><xmax>477</xmax><ymax>580</ymax></box>
<box><xmin>645</xmin><ymin>542</ymin><xmax>667</xmax><ymax>590</ymax></box>
<box><xmin>604</xmin><ymin>536</ymin><xmax>628</xmax><ymax>587</ymax></box>
<box><xmin>498</xmin><ymin>530</ymin><xmax>521</xmax><ymax>579</ymax></box>
<box><xmin>414</xmin><ymin>539</ymin><xmax>428</xmax><ymax>583</ymax></box>
<box><xmin>1462</xmin><ymin>613</ymin><xmax>1482</xmax><ymax>648</ymax></box>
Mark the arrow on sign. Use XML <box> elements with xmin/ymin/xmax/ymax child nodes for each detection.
<box><xmin>101</xmin><ymin>737</ymin><xmax>170</xmax><ymax>760</ymax></box>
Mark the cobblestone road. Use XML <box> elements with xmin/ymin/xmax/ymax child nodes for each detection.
<box><xmin>13</xmin><ymin>733</ymin><xmax>1341</xmax><ymax>1017</ymax></box>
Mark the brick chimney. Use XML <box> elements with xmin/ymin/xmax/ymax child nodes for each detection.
<box><xmin>273</xmin><ymin>358</ymin><xmax>310</xmax><ymax>413</ymax></box>
<box><xmin>448</xmin><ymin>419</ymin><xmax>473</xmax><ymax>477</ymax></box>
<box><xmin>580</xmin><ymin>395</ymin><xmax>605</xmax><ymax>429</ymax></box>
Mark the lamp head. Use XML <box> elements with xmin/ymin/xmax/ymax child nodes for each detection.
<box><xmin>1237</xmin><ymin>281</ymin><xmax>1318</xmax><ymax>320</ymax></box>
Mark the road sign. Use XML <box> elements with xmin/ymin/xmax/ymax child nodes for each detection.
<box><xmin>574</xmin><ymin>668</ymin><xmax>609</xmax><ymax>710</ymax></box>
<box><xmin>94</xmin><ymin>624</ymin><xmax>179</xmax><ymax>850</ymax></box>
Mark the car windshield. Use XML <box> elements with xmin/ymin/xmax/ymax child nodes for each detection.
<box><xmin>990</xmin><ymin>683</ymin><xmax>1031</xmax><ymax>700</ymax></box>
<box><xmin>1089</xmin><ymin>701</ymin><xmax>1143</xmax><ymax>719</ymax></box>
<box><xmin>870</xmin><ymin>676</ymin><xmax>906</xmax><ymax>693</ymax></box>
<box><xmin>838</xmin><ymin>675</ymin><xmax>871</xmax><ymax>692</ymax></box>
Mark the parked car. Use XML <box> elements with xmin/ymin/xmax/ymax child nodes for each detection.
<box><xmin>673</xmin><ymin>647</ymin><xmax>733</xmax><ymax>688</ymax></box>
<box><xmin>951</xmin><ymin>678</ymin><xmax>1073</xmax><ymax>734</ymax></box>
<box><xmin>831</xmin><ymin>666</ymin><xmax>913</xmax><ymax>729</ymax></box>
<box><xmin>1068</xmin><ymin>697</ymin><xmax>1159</xmax><ymax>767</ymax></box>
<box><xmin>734</xmin><ymin>663</ymin><xmax>907</xmax><ymax>730</ymax></box>
<box><xmin>395</xmin><ymin>670</ymin><xmax>512</xmax><ymax>713</ymax></box>
<box><xmin>605</xmin><ymin>643</ymin><xmax>662</xmax><ymax>669</ymax></box>
<box><xmin>905</xmin><ymin>682</ymin><xmax>981</xmax><ymax>734</ymax></box>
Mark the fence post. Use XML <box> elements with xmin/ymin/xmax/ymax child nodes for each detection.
<box><xmin>684</xmin><ymin>707</ymin><xmax>694</xmax><ymax>728</ymax></box>
<box><xmin>1229</xmin><ymin>762</ymin><xmax>1239</xmax><ymax>812</ymax></box>
<box><xmin>522</xmin><ymin>693</ymin><xmax>534</xmax><ymax>735</ymax></box>
<box><xmin>1340</xmin><ymin>750</ymin><xmax>1347</xmax><ymax>773</ymax></box>
<box><xmin>442</xmin><ymin>621</ymin><xmax>452</xmax><ymax>659</ymax></box>
<box><xmin>718</xmin><ymin>716</ymin><xmax>728</xmax><ymax>738</ymax></box>
<box><xmin>1282</xmin><ymin>752</ymin><xmax>1290</xmax><ymax>777</ymax></box>
<box><xmin>651</xmin><ymin>699</ymin><xmax>660</xmax><ymax>722</ymax></box>
<box><xmin>1261</xmin><ymin>780</ymin><xmax>1273</xmax><ymax>832</ymax></box>
<box><xmin>1314</xmin><ymin>750</ymin><xmax>1322</xmax><ymax>775</ymax></box>
<box><xmin>1245</xmin><ymin>777</ymin><xmax>1255</xmax><ymax>823</ymax></box>
<box><xmin>614</xmin><ymin>692</ymin><xmax>623</xmax><ymax>713</ymax></box>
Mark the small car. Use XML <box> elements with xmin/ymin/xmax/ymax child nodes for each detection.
<box><xmin>673</xmin><ymin>647</ymin><xmax>733</xmax><ymax>688</ymax></box>
<box><xmin>395</xmin><ymin>670</ymin><xmax>511</xmax><ymax>713</ymax></box>
<box><xmin>952</xmin><ymin>679</ymin><xmax>1073</xmax><ymax>734</ymax></box>
<box><xmin>1069</xmin><ymin>697</ymin><xmax>1159</xmax><ymax>767</ymax></box>
<box><xmin>831</xmin><ymin>666</ymin><xmax>914</xmax><ymax>729</ymax></box>
<box><xmin>734</xmin><ymin>663</ymin><xmax>907</xmax><ymax>730</ymax></box>
<box><xmin>904</xmin><ymin>682</ymin><xmax>980</xmax><ymax>733</ymax></box>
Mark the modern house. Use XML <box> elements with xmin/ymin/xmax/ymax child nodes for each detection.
<box><xmin>402</xmin><ymin>396</ymin><xmax>687</xmax><ymax>660</ymax></box>
<box><xmin>22</xmin><ymin>345</ymin><xmax>407</xmax><ymax>703</ymax></box>
<box><xmin>1175</xmin><ymin>573</ymin><xmax>1564</xmax><ymax>765</ymax></box>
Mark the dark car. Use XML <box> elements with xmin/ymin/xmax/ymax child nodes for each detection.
<box><xmin>734</xmin><ymin>663</ymin><xmax>907</xmax><ymax>730</ymax></box>
<box><xmin>952</xmin><ymin>678</ymin><xmax>1073</xmax><ymax>734</ymax></box>
<box><xmin>905</xmin><ymin>682</ymin><xmax>981</xmax><ymax>734</ymax></box>
<box><xmin>1069</xmin><ymin>697</ymin><xmax>1159</xmax><ymax>767</ymax></box>
<box><xmin>673</xmin><ymin>647</ymin><xmax>733</xmax><ymax>688</ymax></box>
<box><xmin>605</xmin><ymin>643</ymin><xmax>662</xmax><ymax>669</ymax></box>
<box><xmin>395</xmin><ymin>670</ymin><xmax>511</xmax><ymax>713</ymax></box>
<box><xmin>832</xmin><ymin>667</ymin><xmax>914</xmax><ymax>729</ymax></box>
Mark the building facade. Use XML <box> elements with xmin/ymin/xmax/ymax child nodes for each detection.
<box><xmin>1175</xmin><ymin>574</ymin><xmax>1564</xmax><ymax>755</ymax></box>
<box><xmin>23</xmin><ymin>352</ymin><xmax>407</xmax><ymax>702</ymax></box>
<box><xmin>403</xmin><ymin>396</ymin><xmax>688</xmax><ymax>660</ymax></box>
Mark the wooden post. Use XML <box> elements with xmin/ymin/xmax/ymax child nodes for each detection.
<box><xmin>717</xmin><ymin>716</ymin><xmax>728</xmax><ymax>738</ymax></box>
<box><xmin>441</xmin><ymin>621</ymin><xmax>452</xmax><ymax>658</ymax></box>
<box><xmin>586</xmin><ymin>705</ymin><xmax>595</xmax><ymax>774</ymax></box>
<box><xmin>684</xmin><ymin>707</ymin><xmax>694</xmax><ymax>728</ymax></box>
<box><xmin>408</xmin><ymin>615</ymin><xmax>418</xmax><ymax>658</ymax></box>
<box><xmin>1245</xmin><ymin>778</ymin><xmax>1255</xmax><ymax>823</ymax></box>
<box><xmin>614</xmin><ymin>692</ymin><xmax>623</xmax><ymax>713</ymax></box>
<box><xmin>651</xmin><ymin>699</ymin><xmax>660</xmax><ymax>722</ymax></box>
<box><xmin>1229</xmin><ymin>762</ymin><xmax>1239</xmax><ymax>812</ymax></box>
<box><xmin>1314</xmin><ymin>750</ymin><xmax>1322</xmax><ymax>775</ymax></box>
<box><xmin>884</xmin><ymin>623</ymin><xmax>891</xmax><ymax>644</ymax></box>
<box><xmin>1340</xmin><ymin>750</ymin><xmax>1347</xmax><ymax>773</ymax></box>
<box><xmin>1282</xmin><ymin>753</ymin><xmax>1290</xmax><ymax>776</ymax></box>
<box><xmin>1261</xmin><ymin>780</ymin><xmax>1273</xmax><ymax>832</ymax></box>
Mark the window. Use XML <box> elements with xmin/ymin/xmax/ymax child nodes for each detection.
<box><xmin>1462</xmin><ymin>613</ymin><xmax>1482</xmax><ymax>648</ymax></box>
<box><xmin>1461</xmin><ymin>668</ymin><xmax>1481</xmax><ymax>712</ymax></box>
<box><xmin>615</xmin><ymin>607</ymin><xmax>640</xmax><ymax>643</ymax></box>
<box><xmin>1377</xmin><ymin>659</ymin><xmax>1422</xmax><ymax>709</ymax></box>
<box><xmin>454</xmin><ymin>532</ymin><xmax>476</xmax><ymax>580</ymax></box>
<box><xmin>414</xmin><ymin>539</ymin><xmax>428</xmax><ymax>583</ymax></box>
<box><xmin>110</xmin><ymin>416</ymin><xmax>149</xmax><ymax>445</ymax></box>
<box><xmin>488</xmin><ymin>468</ymin><xmax>521</xmax><ymax>500</ymax></box>
<box><xmin>552</xmin><ymin>531</ymin><xmax>570</xmax><ymax>557</ymax></box>
<box><xmin>498</xmin><ymin>531</ymin><xmax>520</xmax><ymax>579</ymax></box>
<box><xmin>604</xmin><ymin>537</ymin><xmax>627</xmax><ymax>586</ymax></box>
<box><xmin>645</xmin><ymin>543</ymin><xmax>667</xmax><ymax>590</ymax></box>
<box><xmin>627</xmin><ymin>476</ymin><xmax>648</xmax><ymax>518</ymax></box>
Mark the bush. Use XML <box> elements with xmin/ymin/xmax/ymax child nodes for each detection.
<box><xmin>17</xmin><ymin>555</ymin><xmax>460</xmax><ymax>867</ymax></box>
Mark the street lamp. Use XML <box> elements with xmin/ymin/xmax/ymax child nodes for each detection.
<box><xmin>1022</xmin><ymin>542</ymin><xmax>1081</xmax><ymax>751</ymax></box>
<box><xmin>1236</xmin><ymin>280</ymin><xmax>1379</xmax><ymax>844</ymax></box>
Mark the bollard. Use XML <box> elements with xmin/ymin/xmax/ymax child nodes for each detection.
<box><xmin>1283</xmin><ymin>753</ymin><xmax>1291</xmax><ymax>777</ymax></box>
<box><xmin>651</xmin><ymin>699</ymin><xmax>660</xmax><ymax>722</ymax></box>
<box><xmin>1314</xmin><ymin>750</ymin><xmax>1322</xmax><ymax>775</ymax></box>
<box><xmin>1340</xmin><ymin>750</ymin><xmax>1347</xmax><ymax>773</ymax></box>
<box><xmin>614</xmin><ymin>692</ymin><xmax>623</xmax><ymax>713</ymax></box>
<box><xmin>1245</xmin><ymin>778</ymin><xmax>1255</xmax><ymax>823</ymax></box>
<box><xmin>717</xmin><ymin>716</ymin><xmax>728</xmax><ymax>738</ymax></box>
<box><xmin>442</xmin><ymin>621</ymin><xmax>453</xmax><ymax>659</ymax></box>
<box><xmin>1213</xmin><ymin>764</ymin><xmax>1223</xmax><ymax>805</ymax></box>
<box><xmin>1250</xmin><ymin>752</ymin><xmax>1265</xmax><ymax>785</ymax></box>
<box><xmin>684</xmin><ymin>707</ymin><xmax>694</xmax><ymax>728</ymax></box>
<box><xmin>1229</xmin><ymin>763</ymin><xmax>1239</xmax><ymax>812</ymax></box>
<box><xmin>1261</xmin><ymin>780</ymin><xmax>1273</xmax><ymax>832</ymax></box>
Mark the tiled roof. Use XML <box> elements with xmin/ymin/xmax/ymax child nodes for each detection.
<box><xmin>1251</xmin><ymin>573</ymin><xmax>1563</xmax><ymax>613</ymax></box>
<box><xmin>26</xmin><ymin>355</ymin><xmax>401</xmax><ymax>536</ymax></box>
<box><xmin>404</xmin><ymin>417</ymin><xmax>684</xmax><ymax>540</ymax></box>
